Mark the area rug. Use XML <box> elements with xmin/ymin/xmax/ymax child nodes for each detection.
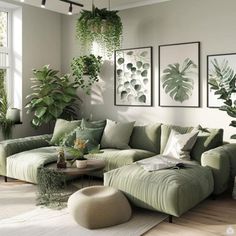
<box><xmin>0</xmin><ymin>206</ymin><xmax>167</xmax><ymax>236</ymax></box>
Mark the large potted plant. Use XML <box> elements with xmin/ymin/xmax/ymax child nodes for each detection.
<box><xmin>25</xmin><ymin>65</ymin><xmax>81</xmax><ymax>129</ymax></box>
<box><xmin>76</xmin><ymin>5</ymin><xmax>122</xmax><ymax>57</ymax></box>
<box><xmin>71</xmin><ymin>54</ymin><xmax>102</xmax><ymax>95</ymax></box>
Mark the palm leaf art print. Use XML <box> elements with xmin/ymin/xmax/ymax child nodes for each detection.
<box><xmin>162</xmin><ymin>58</ymin><xmax>197</xmax><ymax>103</ymax></box>
<box><xmin>208</xmin><ymin>58</ymin><xmax>236</xmax><ymax>137</ymax></box>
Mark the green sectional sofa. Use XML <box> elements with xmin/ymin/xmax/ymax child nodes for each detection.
<box><xmin>0</xmin><ymin>120</ymin><xmax>234</xmax><ymax>219</ymax></box>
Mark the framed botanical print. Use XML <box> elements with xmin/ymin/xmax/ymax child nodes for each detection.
<box><xmin>114</xmin><ymin>46</ymin><xmax>153</xmax><ymax>106</ymax></box>
<box><xmin>159</xmin><ymin>42</ymin><xmax>200</xmax><ymax>107</ymax></box>
<box><xmin>207</xmin><ymin>53</ymin><xmax>236</xmax><ymax>108</ymax></box>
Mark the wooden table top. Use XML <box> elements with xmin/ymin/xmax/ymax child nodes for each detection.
<box><xmin>46</xmin><ymin>159</ymin><xmax>105</xmax><ymax>176</ymax></box>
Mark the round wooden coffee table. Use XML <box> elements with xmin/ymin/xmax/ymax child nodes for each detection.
<box><xmin>47</xmin><ymin>159</ymin><xmax>105</xmax><ymax>177</ymax></box>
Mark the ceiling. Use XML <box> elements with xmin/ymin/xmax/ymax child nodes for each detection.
<box><xmin>10</xmin><ymin>0</ymin><xmax>171</xmax><ymax>15</ymax></box>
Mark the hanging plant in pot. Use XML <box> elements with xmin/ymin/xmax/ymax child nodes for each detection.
<box><xmin>76</xmin><ymin>4</ymin><xmax>123</xmax><ymax>57</ymax></box>
<box><xmin>71</xmin><ymin>54</ymin><xmax>102</xmax><ymax>95</ymax></box>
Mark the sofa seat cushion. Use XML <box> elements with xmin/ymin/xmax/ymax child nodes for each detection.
<box><xmin>86</xmin><ymin>148</ymin><xmax>155</xmax><ymax>173</ymax></box>
<box><xmin>7</xmin><ymin>146</ymin><xmax>59</xmax><ymax>184</ymax></box>
<box><xmin>104</xmin><ymin>163</ymin><xmax>214</xmax><ymax>217</ymax></box>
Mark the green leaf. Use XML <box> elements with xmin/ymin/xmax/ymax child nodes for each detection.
<box><xmin>141</xmin><ymin>70</ymin><xmax>148</xmax><ymax>77</ymax></box>
<box><xmin>162</xmin><ymin>58</ymin><xmax>195</xmax><ymax>103</ymax></box>
<box><xmin>35</xmin><ymin>107</ymin><xmax>47</xmax><ymax>118</ymax></box>
<box><xmin>127</xmin><ymin>51</ymin><xmax>133</xmax><ymax>55</ymax></box>
<box><xmin>143</xmin><ymin>63</ymin><xmax>150</xmax><ymax>70</ymax></box>
<box><xmin>127</xmin><ymin>63</ymin><xmax>133</xmax><ymax>70</ymax></box>
<box><xmin>230</xmin><ymin>134</ymin><xmax>236</xmax><ymax>139</ymax></box>
<box><xmin>136</xmin><ymin>61</ymin><xmax>142</xmax><ymax>69</ymax></box>
<box><xmin>140</xmin><ymin>51</ymin><xmax>148</xmax><ymax>57</ymax></box>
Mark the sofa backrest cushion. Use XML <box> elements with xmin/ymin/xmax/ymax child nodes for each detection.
<box><xmin>129</xmin><ymin>123</ymin><xmax>162</xmax><ymax>153</ymax></box>
<box><xmin>160</xmin><ymin>124</ymin><xmax>223</xmax><ymax>162</ymax></box>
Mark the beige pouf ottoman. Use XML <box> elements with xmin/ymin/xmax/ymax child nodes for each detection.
<box><xmin>68</xmin><ymin>185</ymin><xmax>132</xmax><ymax>229</ymax></box>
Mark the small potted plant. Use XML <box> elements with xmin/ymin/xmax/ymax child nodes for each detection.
<box><xmin>67</xmin><ymin>138</ymin><xmax>102</xmax><ymax>169</ymax></box>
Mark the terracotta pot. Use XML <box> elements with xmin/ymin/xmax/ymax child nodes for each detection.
<box><xmin>76</xmin><ymin>160</ymin><xmax>87</xmax><ymax>169</ymax></box>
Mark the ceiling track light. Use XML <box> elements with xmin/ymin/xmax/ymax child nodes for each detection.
<box><xmin>20</xmin><ymin>0</ymin><xmax>24</xmax><ymax>2</ymax></box>
<box><xmin>41</xmin><ymin>0</ymin><xmax>46</xmax><ymax>8</ymax></box>
<box><xmin>60</xmin><ymin>0</ymin><xmax>84</xmax><ymax>15</ymax></box>
<box><xmin>68</xmin><ymin>3</ymin><xmax>73</xmax><ymax>15</ymax></box>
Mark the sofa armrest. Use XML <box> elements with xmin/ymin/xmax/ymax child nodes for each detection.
<box><xmin>0</xmin><ymin>134</ymin><xmax>52</xmax><ymax>176</ymax></box>
<box><xmin>201</xmin><ymin>145</ymin><xmax>231</xmax><ymax>195</ymax></box>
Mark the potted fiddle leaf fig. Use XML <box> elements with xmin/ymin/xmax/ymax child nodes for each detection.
<box><xmin>25</xmin><ymin>65</ymin><xmax>81</xmax><ymax>129</ymax></box>
<box><xmin>71</xmin><ymin>54</ymin><xmax>102</xmax><ymax>95</ymax></box>
<box><xmin>76</xmin><ymin>5</ymin><xmax>122</xmax><ymax>57</ymax></box>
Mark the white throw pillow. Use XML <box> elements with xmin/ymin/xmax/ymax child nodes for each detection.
<box><xmin>100</xmin><ymin>119</ymin><xmax>135</xmax><ymax>149</ymax></box>
<box><xmin>163</xmin><ymin>129</ymin><xmax>199</xmax><ymax>160</ymax></box>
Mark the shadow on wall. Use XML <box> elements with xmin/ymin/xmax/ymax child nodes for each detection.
<box><xmin>82</xmin><ymin>60</ymin><xmax>129</xmax><ymax>122</ymax></box>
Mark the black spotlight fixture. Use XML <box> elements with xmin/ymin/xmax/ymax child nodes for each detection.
<box><xmin>41</xmin><ymin>0</ymin><xmax>46</xmax><ymax>8</ymax></box>
<box><xmin>68</xmin><ymin>3</ymin><xmax>73</xmax><ymax>15</ymax></box>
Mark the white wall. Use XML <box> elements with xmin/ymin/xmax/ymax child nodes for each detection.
<box><xmin>0</xmin><ymin>0</ymin><xmax>62</xmax><ymax>140</ymax></box>
<box><xmin>61</xmin><ymin>0</ymin><xmax>236</xmax><ymax>141</ymax></box>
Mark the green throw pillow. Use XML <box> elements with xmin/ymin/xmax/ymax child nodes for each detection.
<box><xmin>76</xmin><ymin>127</ymin><xmax>104</xmax><ymax>150</ymax></box>
<box><xmin>191</xmin><ymin>125</ymin><xmax>223</xmax><ymax>162</ymax></box>
<box><xmin>50</xmin><ymin>119</ymin><xmax>81</xmax><ymax>145</ymax></box>
<box><xmin>81</xmin><ymin>119</ymin><xmax>106</xmax><ymax>129</ymax></box>
<box><xmin>101</xmin><ymin>119</ymin><xmax>135</xmax><ymax>149</ymax></box>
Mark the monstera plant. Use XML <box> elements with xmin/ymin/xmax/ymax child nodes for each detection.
<box><xmin>25</xmin><ymin>65</ymin><xmax>81</xmax><ymax>128</ymax></box>
<box><xmin>162</xmin><ymin>58</ymin><xmax>197</xmax><ymax>103</ymax></box>
<box><xmin>208</xmin><ymin>58</ymin><xmax>236</xmax><ymax>138</ymax></box>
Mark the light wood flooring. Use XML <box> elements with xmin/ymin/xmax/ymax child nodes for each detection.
<box><xmin>1</xmin><ymin>176</ymin><xmax>236</xmax><ymax>236</ymax></box>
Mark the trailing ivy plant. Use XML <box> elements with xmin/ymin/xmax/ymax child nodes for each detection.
<box><xmin>0</xmin><ymin>70</ymin><xmax>14</xmax><ymax>139</ymax></box>
<box><xmin>37</xmin><ymin>167</ymin><xmax>70</xmax><ymax>209</ymax></box>
<box><xmin>76</xmin><ymin>5</ymin><xmax>122</xmax><ymax>57</ymax></box>
<box><xmin>162</xmin><ymin>58</ymin><xmax>197</xmax><ymax>103</ymax></box>
<box><xmin>25</xmin><ymin>65</ymin><xmax>81</xmax><ymax>128</ymax></box>
<box><xmin>208</xmin><ymin>58</ymin><xmax>236</xmax><ymax>138</ymax></box>
<box><xmin>71</xmin><ymin>54</ymin><xmax>102</xmax><ymax>95</ymax></box>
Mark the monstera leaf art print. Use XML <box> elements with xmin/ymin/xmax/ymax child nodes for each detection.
<box><xmin>159</xmin><ymin>42</ymin><xmax>200</xmax><ymax>107</ymax></box>
<box><xmin>162</xmin><ymin>58</ymin><xmax>197</xmax><ymax>103</ymax></box>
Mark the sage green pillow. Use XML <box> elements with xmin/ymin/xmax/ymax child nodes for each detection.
<box><xmin>101</xmin><ymin>119</ymin><xmax>135</xmax><ymax>149</ymax></box>
<box><xmin>129</xmin><ymin>123</ymin><xmax>161</xmax><ymax>153</ymax></box>
<box><xmin>50</xmin><ymin>119</ymin><xmax>81</xmax><ymax>145</ymax></box>
<box><xmin>77</xmin><ymin>127</ymin><xmax>104</xmax><ymax>150</ymax></box>
<box><xmin>63</xmin><ymin>127</ymin><xmax>104</xmax><ymax>149</ymax></box>
<box><xmin>81</xmin><ymin>119</ymin><xmax>106</xmax><ymax>129</ymax></box>
<box><xmin>191</xmin><ymin>125</ymin><xmax>223</xmax><ymax>162</ymax></box>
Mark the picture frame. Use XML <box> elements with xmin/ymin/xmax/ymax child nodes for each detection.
<box><xmin>114</xmin><ymin>46</ymin><xmax>153</xmax><ymax>106</ymax></box>
<box><xmin>159</xmin><ymin>42</ymin><xmax>200</xmax><ymax>107</ymax></box>
<box><xmin>207</xmin><ymin>53</ymin><xmax>236</xmax><ymax>108</ymax></box>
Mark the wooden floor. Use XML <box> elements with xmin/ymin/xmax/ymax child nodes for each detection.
<box><xmin>1</xmin><ymin>177</ymin><xmax>236</xmax><ymax>236</ymax></box>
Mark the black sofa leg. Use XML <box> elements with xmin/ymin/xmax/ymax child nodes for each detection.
<box><xmin>168</xmin><ymin>215</ymin><xmax>173</xmax><ymax>223</ymax></box>
<box><xmin>4</xmin><ymin>176</ymin><xmax>7</xmax><ymax>182</ymax></box>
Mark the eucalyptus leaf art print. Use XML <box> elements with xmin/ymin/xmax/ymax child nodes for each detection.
<box><xmin>159</xmin><ymin>42</ymin><xmax>200</xmax><ymax>107</ymax></box>
<box><xmin>115</xmin><ymin>47</ymin><xmax>152</xmax><ymax>106</ymax></box>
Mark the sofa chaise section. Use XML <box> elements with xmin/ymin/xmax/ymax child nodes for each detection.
<box><xmin>7</xmin><ymin>146</ymin><xmax>59</xmax><ymax>184</ymax></box>
<box><xmin>104</xmin><ymin>163</ymin><xmax>214</xmax><ymax>217</ymax></box>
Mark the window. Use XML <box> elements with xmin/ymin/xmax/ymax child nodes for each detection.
<box><xmin>0</xmin><ymin>9</ymin><xmax>11</xmax><ymax>103</ymax></box>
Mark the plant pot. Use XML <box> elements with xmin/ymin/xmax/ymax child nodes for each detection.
<box><xmin>6</xmin><ymin>108</ymin><xmax>20</xmax><ymax>123</ymax></box>
<box><xmin>76</xmin><ymin>160</ymin><xmax>87</xmax><ymax>169</ymax></box>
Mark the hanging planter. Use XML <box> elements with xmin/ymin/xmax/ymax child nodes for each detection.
<box><xmin>71</xmin><ymin>54</ymin><xmax>102</xmax><ymax>95</ymax></box>
<box><xmin>76</xmin><ymin>5</ymin><xmax>123</xmax><ymax>57</ymax></box>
